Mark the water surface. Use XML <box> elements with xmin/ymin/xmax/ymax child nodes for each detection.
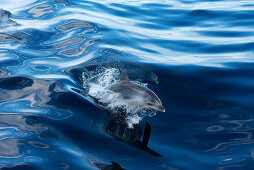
<box><xmin>1</xmin><ymin>0</ymin><xmax>254</xmax><ymax>169</ymax></box>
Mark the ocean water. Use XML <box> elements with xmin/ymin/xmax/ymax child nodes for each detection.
<box><xmin>1</xmin><ymin>0</ymin><xmax>254</xmax><ymax>169</ymax></box>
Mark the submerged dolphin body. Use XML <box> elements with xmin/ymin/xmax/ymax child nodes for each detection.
<box><xmin>109</xmin><ymin>69</ymin><xmax>165</xmax><ymax>114</ymax></box>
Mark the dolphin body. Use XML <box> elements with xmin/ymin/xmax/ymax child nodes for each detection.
<box><xmin>108</xmin><ymin>69</ymin><xmax>165</xmax><ymax>114</ymax></box>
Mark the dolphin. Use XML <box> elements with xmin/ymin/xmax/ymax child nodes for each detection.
<box><xmin>108</xmin><ymin>69</ymin><xmax>165</xmax><ymax>114</ymax></box>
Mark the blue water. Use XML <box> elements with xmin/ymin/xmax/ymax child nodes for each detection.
<box><xmin>1</xmin><ymin>0</ymin><xmax>254</xmax><ymax>169</ymax></box>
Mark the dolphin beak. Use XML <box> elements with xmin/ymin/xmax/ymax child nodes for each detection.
<box><xmin>157</xmin><ymin>106</ymin><xmax>165</xmax><ymax>112</ymax></box>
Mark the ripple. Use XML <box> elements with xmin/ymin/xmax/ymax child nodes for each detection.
<box><xmin>0</xmin><ymin>9</ymin><xmax>18</xmax><ymax>28</ymax></box>
<box><xmin>32</xmin><ymin>65</ymin><xmax>51</xmax><ymax>71</ymax></box>
<box><xmin>28</xmin><ymin>141</ymin><xmax>49</xmax><ymax>149</ymax></box>
<box><xmin>207</xmin><ymin>125</ymin><xmax>224</xmax><ymax>132</ymax></box>
<box><xmin>0</xmin><ymin>33</ymin><xmax>25</xmax><ymax>43</ymax></box>
<box><xmin>49</xmin><ymin>37</ymin><xmax>86</xmax><ymax>49</ymax></box>
<box><xmin>58</xmin><ymin>39</ymin><xmax>98</xmax><ymax>57</ymax></box>
<box><xmin>56</xmin><ymin>20</ymin><xmax>95</xmax><ymax>33</ymax></box>
<box><xmin>1</xmin><ymin>0</ymin><xmax>254</xmax><ymax>169</ymax></box>
<box><xmin>0</xmin><ymin>139</ymin><xmax>23</xmax><ymax>158</ymax></box>
<box><xmin>28</xmin><ymin>5</ymin><xmax>54</xmax><ymax>18</ymax></box>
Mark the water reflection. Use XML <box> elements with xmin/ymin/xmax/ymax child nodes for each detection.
<box><xmin>0</xmin><ymin>33</ymin><xmax>26</xmax><ymax>43</ymax></box>
<box><xmin>0</xmin><ymin>9</ymin><xmax>18</xmax><ymax>28</ymax></box>
<box><xmin>28</xmin><ymin>5</ymin><xmax>54</xmax><ymax>18</ymax></box>
<box><xmin>0</xmin><ymin>73</ymin><xmax>72</xmax><ymax>119</ymax></box>
<box><xmin>49</xmin><ymin>37</ymin><xmax>86</xmax><ymax>49</ymax></box>
<box><xmin>53</xmin><ymin>0</ymin><xmax>71</xmax><ymax>4</ymax></box>
<box><xmin>186</xmin><ymin>111</ymin><xmax>254</xmax><ymax>161</ymax></box>
<box><xmin>58</xmin><ymin>39</ymin><xmax>98</xmax><ymax>57</ymax></box>
<box><xmin>0</xmin><ymin>114</ymin><xmax>45</xmax><ymax>168</ymax></box>
<box><xmin>56</xmin><ymin>20</ymin><xmax>96</xmax><ymax>33</ymax></box>
<box><xmin>0</xmin><ymin>139</ymin><xmax>23</xmax><ymax>158</ymax></box>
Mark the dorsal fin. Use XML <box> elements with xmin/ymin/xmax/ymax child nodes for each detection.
<box><xmin>119</xmin><ymin>69</ymin><xmax>130</xmax><ymax>82</ymax></box>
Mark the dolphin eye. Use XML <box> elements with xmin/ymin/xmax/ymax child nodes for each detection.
<box><xmin>148</xmin><ymin>103</ymin><xmax>152</xmax><ymax>106</ymax></box>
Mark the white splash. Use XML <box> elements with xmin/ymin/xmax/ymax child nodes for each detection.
<box><xmin>82</xmin><ymin>67</ymin><xmax>156</xmax><ymax>128</ymax></box>
<box><xmin>125</xmin><ymin>114</ymin><xmax>142</xmax><ymax>128</ymax></box>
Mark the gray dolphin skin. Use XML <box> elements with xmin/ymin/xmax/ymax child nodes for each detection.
<box><xmin>108</xmin><ymin>69</ymin><xmax>165</xmax><ymax>114</ymax></box>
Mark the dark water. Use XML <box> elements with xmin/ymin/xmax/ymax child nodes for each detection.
<box><xmin>1</xmin><ymin>0</ymin><xmax>254</xmax><ymax>169</ymax></box>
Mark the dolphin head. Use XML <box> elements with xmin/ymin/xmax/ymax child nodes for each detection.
<box><xmin>114</xmin><ymin>69</ymin><xmax>165</xmax><ymax>113</ymax></box>
<box><xmin>143</xmin><ymin>90</ymin><xmax>165</xmax><ymax>113</ymax></box>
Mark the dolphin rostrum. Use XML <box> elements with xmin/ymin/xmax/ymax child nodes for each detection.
<box><xmin>108</xmin><ymin>69</ymin><xmax>165</xmax><ymax>114</ymax></box>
